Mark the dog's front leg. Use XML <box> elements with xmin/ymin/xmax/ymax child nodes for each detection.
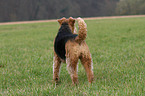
<box><xmin>53</xmin><ymin>53</ymin><xmax>61</xmax><ymax>83</ymax></box>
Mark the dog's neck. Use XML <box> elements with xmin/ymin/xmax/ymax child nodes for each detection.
<box><xmin>59</xmin><ymin>23</ymin><xmax>72</xmax><ymax>34</ymax></box>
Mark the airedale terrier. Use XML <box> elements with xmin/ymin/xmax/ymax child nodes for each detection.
<box><xmin>53</xmin><ymin>17</ymin><xmax>94</xmax><ymax>84</ymax></box>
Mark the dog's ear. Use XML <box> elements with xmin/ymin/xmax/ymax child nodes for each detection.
<box><xmin>58</xmin><ymin>17</ymin><xmax>66</xmax><ymax>25</ymax></box>
<box><xmin>58</xmin><ymin>19</ymin><xmax>62</xmax><ymax>24</ymax></box>
<box><xmin>69</xmin><ymin>17</ymin><xmax>75</xmax><ymax>26</ymax></box>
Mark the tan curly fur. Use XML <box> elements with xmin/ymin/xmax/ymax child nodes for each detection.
<box><xmin>53</xmin><ymin>17</ymin><xmax>94</xmax><ymax>84</ymax></box>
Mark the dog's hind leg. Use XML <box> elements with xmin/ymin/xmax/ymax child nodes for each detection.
<box><xmin>53</xmin><ymin>52</ymin><xmax>61</xmax><ymax>83</ymax></box>
<box><xmin>66</xmin><ymin>54</ymin><xmax>79</xmax><ymax>85</ymax></box>
<box><xmin>80</xmin><ymin>54</ymin><xmax>94</xmax><ymax>83</ymax></box>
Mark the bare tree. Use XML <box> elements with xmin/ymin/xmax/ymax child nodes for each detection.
<box><xmin>0</xmin><ymin>0</ymin><xmax>120</xmax><ymax>22</ymax></box>
<box><xmin>116</xmin><ymin>0</ymin><xmax>145</xmax><ymax>15</ymax></box>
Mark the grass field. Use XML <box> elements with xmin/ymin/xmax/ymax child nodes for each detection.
<box><xmin>0</xmin><ymin>17</ymin><xmax>145</xmax><ymax>96</ymax></box>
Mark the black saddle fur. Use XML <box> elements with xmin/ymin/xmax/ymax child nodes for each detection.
<box><xmin>54</xmin><ymin>22</ymin><xmax>78</xmax><ymax>60</ymax></box>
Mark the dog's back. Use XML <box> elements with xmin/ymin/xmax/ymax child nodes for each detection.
<box><xmin>54</xmin><ymin>17</ymin><xmax>87</xmax><ymax>60</ymax></box>
<box><xmin>54</xmin><ymin>22</ymin><xmax>77</xmax><ymax>60</ymax></box>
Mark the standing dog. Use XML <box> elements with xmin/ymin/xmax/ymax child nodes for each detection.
<box><xmin>53</xmin><ymin>17</ymin><xmax>94</xmax><ymax>84</ymax></box>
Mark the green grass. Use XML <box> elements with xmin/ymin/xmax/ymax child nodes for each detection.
<box><xmin>0</xmin><ymin>17</ymin><xmax>145</xmax><ymax>96</ymax></box>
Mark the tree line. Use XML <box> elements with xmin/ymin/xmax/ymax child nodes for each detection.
<box><xmin>0</xmin><ymin>0</ymin><xmax>145</xmax><ymax>22</ymax></box>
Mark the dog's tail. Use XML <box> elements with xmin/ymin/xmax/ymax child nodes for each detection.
<box><xmin>75</xmin><ymin>17</ymin><xmax>87</xmax><ymax>43</ymax></box>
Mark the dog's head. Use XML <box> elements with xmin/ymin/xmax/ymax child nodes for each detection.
<box><xmin>58</xmin><ymin>17</ymin><xmax>76</xmax><ymax>33</ymax></box>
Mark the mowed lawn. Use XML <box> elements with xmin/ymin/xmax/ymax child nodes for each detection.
<box><xmin>0</xmin><ymin>17</ymin><xmax>145</xmax><ymax>96</ymax></box>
